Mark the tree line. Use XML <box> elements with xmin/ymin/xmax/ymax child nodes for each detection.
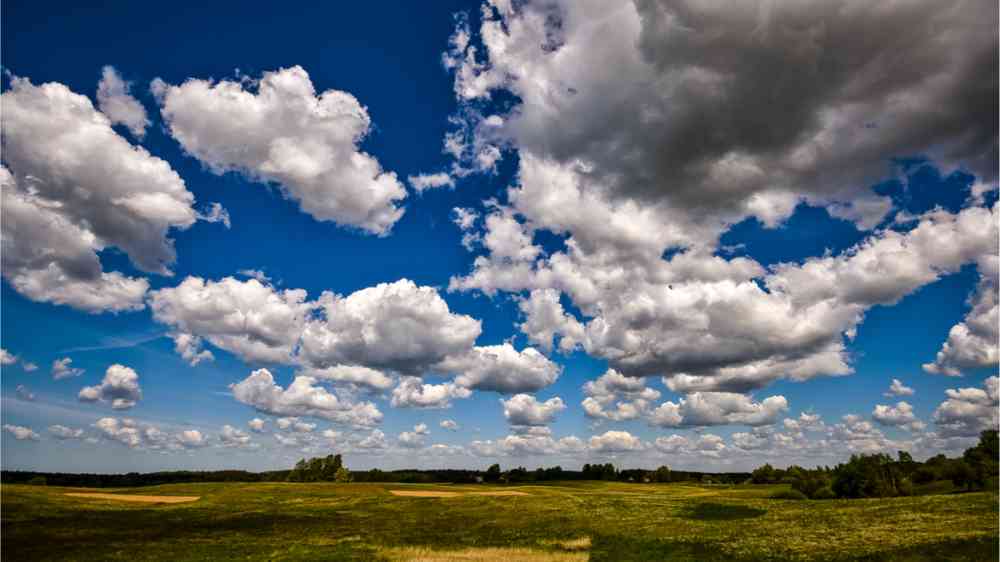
<box><xmin>752</xmin><ymin>429</ymin><xmax>998</xmax><ymax>500</ymax></box>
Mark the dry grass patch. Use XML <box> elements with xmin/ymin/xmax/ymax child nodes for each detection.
<box><xmin>379</xmin><ymin>546</ymin><xmax>587</xmax><ymax>561</ymax></box>
<box><xmin>64</xmin><ymin>493</ymin><xmax>200</xmax><ymax>504</ymax></box>
<box><xmin>389</xmin><ymin>490</ymin><xmax>463</xmax><ymax>498</ymax></box>
<box><xmin>470</xmin><ymin>491</ymin><xmax>530</xmax><ymax>497</ymax></box>
<box><xmin>541</xmin><ymin>537</ymin><xmax>591</xmax><ymax>551</ymax></box>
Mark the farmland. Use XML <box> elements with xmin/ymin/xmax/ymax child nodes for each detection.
<box><xmin>2</xmin><ymin>481</ymin><xmax>996</xmax><ymax>561</ymax></box>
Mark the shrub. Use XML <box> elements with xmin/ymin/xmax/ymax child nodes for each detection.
<box><xmin>811</xmin><ymin>486</ymin><xmax>836</xmax><ymax>500</ymax></box>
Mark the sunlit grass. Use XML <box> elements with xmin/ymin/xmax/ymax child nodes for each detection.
<box><xmin>2</xmin><ymin>481</ymin><xmax>996</xmax><ymax>560</ymax></box>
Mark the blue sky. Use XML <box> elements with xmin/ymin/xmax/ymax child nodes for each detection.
<box><xmin>2</xmin><ymin>0</ymin><xmax>997</xmax><ymax>473</ymax></box>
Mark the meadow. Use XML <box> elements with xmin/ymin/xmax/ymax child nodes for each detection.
<box><xmin>2</xmin><ymin>481</ymin><xmax>996</xmax><ymax>561</ymax></box>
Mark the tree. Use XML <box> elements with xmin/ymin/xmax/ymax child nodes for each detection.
<box><xmin>485</xmin><ymin>464</ymin><xmax>501</xmax><ymax>482</ymax></box>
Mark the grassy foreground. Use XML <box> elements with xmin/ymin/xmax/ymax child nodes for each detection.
<box><xmin>2</xmin><ymin>481</ymin><xmax>997</xmax><ymax>561</ymax></box>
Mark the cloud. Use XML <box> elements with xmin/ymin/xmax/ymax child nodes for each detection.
<box><xmin>923</xmin><ymin>275</ymin><xmax>999</xmax><ymax>376</ymax></box>
<box><xmin>15</xmin><ymin>385</ymin><xmax>35</xmax><ymax>402</ymax></box>
<box><xmin>170</xmin><ymin>333</ymin><xmax>215</xmax><ymax>366</ymax></box>
<box><xmin>230</xmin><ymin>368</ymin><xmax>382</xmax><ymax>427</ymax></box>
<box><xmin>398</xmin><ymin>423</ymin><xmax>430</xmax><ymax>448</ymax></box>
<box><xmin>500</xmin><ymin>394</ymin><xmax>565</xmax><ymax>426</ymax></box>
<box><xmin>78</xmin><ymin>364</ymin><xmax>142</xmax><ymax>410</ymax></box>
<box><xmin>154</xmin><ymin>65</ymin><xmax>406</xmax><ymax>234</ymax></box>
<box><xmin>440</xmin><ymin>419</ymin><xmax>459</xmax><ymax>431</ymax></box>
<box><xmin>390</xmin><ymin>376</ymin><xmax>471</xmax><ymax>409</ymax></box>
<box><xmin>301</xmin><ymin>279</ymin><xmax>481</xmax><ymax>374</ymax></box>
<box><xmin>654</xmin><ymin>433</ymin><xmax>727</xmax><ymax>457</ymax></box>
<box><xmin>649</xmin><ymin>392</ymin><xmax>788</xmax><ymax>428</ymax></box>
<box><xmin>588</xmin><ymin>430</ymin><xmax>645</xmax><ymax>453</ymax></box>
<box><xmin>93</xmin><ymin>417</ymin><xmax>208</xmax><ymax>450</ymax></box>
<box><xmin>408</xmin><ymin>172</ymin><xmax>455</xmax><ymax>192</ymax></box>
<box><xmin>441</xmin><ymin>344</ymin><xmax>561</xmax><ymax>393</ymax></box>
<box><xmin>149</xmin><ymin>276</ymin><xmax>312</xmax><ymax>364</ymax></box>
<box><xmin>219</xmin><ymin>425</ymin><xmax>253</xmax><ymax>447</ymax></box>
<box><xmin>581</xmin><ymin>369</ymin><xmax>660</xmax><ymax>422</ymax></box>
<box><xmin>48</xmin><ymin>425</ymin><xmax>85</xmax><ymax>440</ymax></box>
<box><xmin>356</xmin><ymin>429</ymin><xmax>388</xmax><ymax>450</ymax></box>
<box><xmin>518</xmin><ymin>289</ymin><xmax>585</xmax><ymax>353</ymax></box>
<box><xmin>21</xmin><ymin>361</ymin><xmax>38</xmax><ymax>372</ymax></box>
<box><xmin>1</xmin><ymin>75</ymin><xmax>220</xmax><ymax>312</ymax></box>
<box><xmin>276</xmin><ymin>417</ymin><xmax>316</xmax><ymax>433</ymax></box>
<box><xmin>1</xmin><ymin>349</ymin><xmax>17</xmax><ymax>365</ymax></box>
<box><xmin>884</xmin><ymin>379</ymin><xmax>915</xmax><ymax>398</ymax></box>
<box><xmin>96</xmin><ymin>66</ymin><xmax>150</xmax><ymax>138</ymax></box>
<box><xmin>297</xmin><ymin>365</ymin><xmax>394</xmax><ymax>391</ymax></box>
<box><xmin>51</xmin><ymin>358</ymin><xmax>84</xmax><ymax>380</ymax></box>
<box><xmin>3</xmin><ymin>424</ymin><xmax>40</xmax><ymax>441</ymax></box>
<box><xmin>447</xmin><ymin>0</ymin><xmax>996</xmax><ymax>221</ymax></box>
<box><xmin>932</xmin><ymin>376</ymin><xmax>999</xmax><ymax>437</ymax></box>
<box><xmin>247</xmin><ymin>418</ymin><xmax>266</xmax><ymax>432</ymax></box>
<box><xmin>872</xmin><ymin>401</ymin><xmax>925</xmax><ymax>432</ymax></box>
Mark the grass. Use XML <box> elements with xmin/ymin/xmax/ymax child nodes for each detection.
<box><xmin>1</xmin><ymin>481</ymin><xmax>996</xmax><ymax>561</ymax></box>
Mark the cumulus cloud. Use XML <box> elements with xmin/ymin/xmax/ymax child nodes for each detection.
<box><xmin>588</xmin><ymin>430</ymin><xmax>645</xmax><ymax>453</ymax></box>
<box><xmin>230</xmin><ymin>368</ymin><xmax>382</xmax><ymax>427</ymax></box>
<box><xmin>219</xmin><ymin>424</ymin><xmax>253</xmax><ymax>447</ymax></box>
<box><xmin>298</xmin><ymin>365</ymin><xmax>394</xmax><ymax>391</ymax></box>
<box><xmin>171</xmin><ymin>333</ymin><xmax>215</xmax><ymax>366</ymax></box>
<box><xmin>93</xmin><ymin>417</ymin><xmax>209</xmax><ymax>450</ymax></box>
<box><xmin>78</xmin><ymin>364</ymin><xmax>142</xmax><ymax>410</ymax></box>
<box><xmin>408</xmin><ymin>172</ymin><xmax>455</xmax><ymax>192</ymax></box>
<box><xmin>440</xmin><ymin>419</ymin><xmax>459</xmax><ymax>431</ymax></box>
<box><xmin>51</xmin><ymin>358</ymin><xmax>84</xmax><ymax>380</ymax></box>
<box><xmin>923</xmin><ymin>276</ymin><xmax>999</xmax><ymax>376</ymax></box>
<box><xmin>932</xmin><ymin>376</ymin><xmax>999</xmax><ymax>437</ymax></box>
<box><xmin>96</xmin><ymin>66</ymin><xmax>150</xmax><ymax>138</ymax></box>
<box><xmin>48</xmin><ymin>425</ymin><xmax>85</xmax><ymax>440</ymax></box>
<box><xmin>872</xmin><ymin>401</ymin><xmax>925</xmax><ymax>432</ymax></box>
<box><xmin>441</xmin><ymin>344</ymin><xmax>561</xmax><ymax>393</ymax></box>
<box><xmin>276</xmin><ymin>417</ymin><xmax>316</xmax><ymax>433</ymax></box>
<box><xmin>581</xmin><ymin>369</ymin><xmax>660</xmax><ymax>422</ymax></box>
<box><xmin>447</xmin><ymin>0</ymin><xmax>996</xmax><ymax>219</ymax></box>
<box><xmin>649</xmin><ymin>392</ymin><xmax>788</xmax><ymax>428</ymax></box>
<box><xmin>518</xmin><ymin>289</ymin><xmax>585</xmax><ymax>353</ymax></box>
<box><xmin>398</xmin><ymin>423</ymin><xmax>430</xmax><ymax>448</ymax></box>
<box><xmin>3</xmin><ymin>424</ymin><xmax>40</xmax><ymax>441</ymax></box>
<box><xmin>247</xmin><ymin>418</ymin><xmax>266</xmax><ymax>432</ymax></box>
<box><xmin>884</xmin><ymin>379</ymin><xmax>915</xmax><ymax>398</ymax></box>
<box><xmin>500</xmin><ymin>394</ymin><xmax>565</xmax><ymax>427</ymax></box>
<box><xmin>390</xmin><ymin>376</ymin><xmax>471</xmax><ymax>409</ymax></box>
<box><xmin>154</xmin><ymin>66</ymin><xmax>406</xmax><ymax>234</ymax></box>
<box><xmin>1</xmin><ymin>349</ymin><xmax>17</xmax><ymax>365</ymax></box>
<box><xmin>0</xmin><ymin>76</ymin><xmax>219</xmax><ymax>312</ymax></box>
<box><xmin>654</xmin><ymin>434</ymin><xmax>727</xmax><ymax>458</ymax></box>
<box><xmin>150</xmin><ymin>276</ymin><xmax>311</xmax><ymax>364</ymax></box>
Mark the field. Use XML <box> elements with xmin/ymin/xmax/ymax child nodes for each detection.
<box><xmin>2</xmin><ymin>481</ymin><xmax>997</xmax><ymax>561</ymax></box>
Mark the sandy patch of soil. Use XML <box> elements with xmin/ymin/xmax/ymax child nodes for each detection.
<box><xmin>469</xmin><ymin>491</ymin><xmax>530</xmax><ymax>496</ymax></box>
<box><xmin>379</xmin><ymin>547</ymin><xmax>587</xmax><ymax>561</ymax></box>
<box><xmin>64</xmin><ymin>493</ymin><xmax>200</xmax><ymax>504</ymax></box>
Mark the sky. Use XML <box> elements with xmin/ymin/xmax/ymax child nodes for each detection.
<box><xmin>1</xmin><ymin>0</ymin><xmax>997</xmax><ymax>474</ymax></box>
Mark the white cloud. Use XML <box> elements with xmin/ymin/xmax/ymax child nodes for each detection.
<box><xmin>923</xmin><ymin>276</ymin><xmax>999</xmax><ymax>376</ymax></box>
<box><xmin>588</xmin><ymin>430</ymin><xmax>645</xmax><ymax>453</ymax></box>
<box><xmin>230</xmin><ymin>368</ymin><xmax>382</xmax><ymax>427</ymax></box>
<box><xmin>51</xmin><ymin>358</ymin><xmax>84</xmax><ymax>380</ymax></box>
<box><xmin>0</xmin><ymin>76</ymin><xmax>217</xmax><ymax>312</ymax></box>
<box><xmin>398</xmin><ymin>424</ymin><xmax>430</xmax><ymax>448</ymax></box>
<box><xmin>78</xmin><ymin>364</ymin><xmax>142</xmax><ymax>410</ymax></box>
<box><xmin>649</xmin><ymin>392</ymin><xmax>788</xmax><ymax>428</ymax></box>
<box><xmin>154</xmin><ymin>66</ymin><xmax>406</xmax><ymax>234</ymax></box>
<box><xmin>518</xmin><ymin>289</ymin><xmax>585</xmax><ymax>353</ymax></box>
<box><xmin>96</xmin><ymin>66</ymin><xmax>150</xmax><ymax>138</ymax></box>
<box><xmin>301</xmin><ymin>279</ymin><xmax>481</xmax><ymax>374</ymax></box>
<box><xmin>150</xmin><ymin>276</ymin><xmax>312</xmax><ymax>364</ymax></box>
<box><xmin>247</xmin><ymin>418</ymin><xmax>266</xmax><ymax>432</ymax></box>
<box><xmin>297</xmin><ymin>365</ymin><xmax>394</xmax><ymax>391</ymax></box>
<box><xmin>356</xmin><ymin>429</ymin><xmax>388</xmax><ymax>450</ymax></box>
<box><xmin>1</xmin><ymin>349</ymin><xmax>17</xmax><ymax>365</ymax></box>
<box><xmin>220</xmin><ymin>424</ymin><xmax>253</xmax><ymax>447</ymax></box>
<box><xmin>408</xmin><ymin>172</ymin><xmax>455</xmax><ymax>192</ymax></box>
<box><xmin>440</xmin><ymin>419</ymin><xmax>459</xmax><ymax>431</ymax></box>
<box><xmin>176</xmin><ymin>430</ymin><xmax>207</xmax><ymax>448</ymax></box>
<box><xmin>884</xmin><ymin>379</ymin><xmax>915</xmax><ymax>398</ymax></box>
<box><xmin>276</xmin><ymin>417</ymin><xmax>316</xmax><ymax>433</ymax></box>
<box><xmin>441</xmin><ymin>344</ymin><xmax>561</xmax><ymax>393</ymax></box>
<box><xmin>48</xmin><ymin>425</ymin><xmax>85</xmax><ymax>440</ymax></box>
<box><xmin>581</xmin><ymin>369</ymin><xmax>660</xmax><ymax>422</ymax></box>
<box><xmin>3</xmin><ymin>424</ymin><xmax>39</xmax><ymax>441</ymax></box>
<box><xmin>932</xmin><ymin>376</ymin><xmax>999</xmax><ymax>437</ymax></box>
<box><xmin>872</xmin><ymin>401</ymin><xmax>925</xmax><ymax>432</ymax></box>
<box><xmin>390</xmin><ymin>376</ymin><xmax>471</xmax><ymax>409</ymax></box>
<box><xmin>171</xmin><ymin>333</ymin><xmax>215</xmax><ymax>366</ymax></box>
<box><xmin>500</xmin><ymin>394</ymin><xmax>565</xmax><ymax>426</ymax></box>
<box><xmin>21</xmin><ymin>361</ymin><xmax>38</xmax><ymax>372</ymax></box>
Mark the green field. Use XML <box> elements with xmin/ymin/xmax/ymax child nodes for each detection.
<box><xmin>2</xmin><ymin>481</ymin><xmax>997</xmax><ymax>561</ymax></box>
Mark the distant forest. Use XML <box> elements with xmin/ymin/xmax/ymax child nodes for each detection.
<box><xmin>3</xmin><ymin>430</ymin><xmax>995</xmax><ymax>497</ymax></box>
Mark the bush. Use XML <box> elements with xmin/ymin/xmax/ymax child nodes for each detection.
<box><xmin>26</xmin><ymin>476</ymin><xmax>46</xmax><ymax>486</ymax></box>
<box><xmin>771</xmin><ymin>489</ymin><xmax>807</xmax><ymax>500</ymax></box>
<box><xmin>811</xmin><ymin>486</ymin><xmax>836</xmax><ymax>500</ymax></box>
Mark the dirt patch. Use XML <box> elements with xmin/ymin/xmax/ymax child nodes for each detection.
<box><xmin>389</xmin><ymin>490</ymin><xmax>463</xmax><ymax>498</ymax></box>
<box><xmin>389</xmin><ymin>490</ymin><xmax>530</xmax><ymax>498</ymax></box>
<box><xmin>379</xmin><ymin>546</ymin><xmax>587</xmax><ymax>561</ymax></box>
<box><xmin>541</xmin><ymin>537</ymin><xmax>591</xmax><ymax>551</ymax></box>
<box><xmin>64</xmin><ymin>493</ymin><xmax>200</xmax><ymax>504</ymax></box>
